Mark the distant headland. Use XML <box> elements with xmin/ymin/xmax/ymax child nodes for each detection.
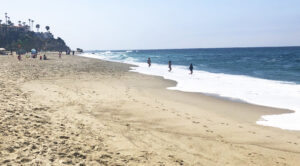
<box><xmin>0</xmin><ymin>13</ymin><xmax>70</xmax><ymax>52</ymax></box>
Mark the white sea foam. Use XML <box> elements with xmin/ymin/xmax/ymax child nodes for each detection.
<box><xmin>104</xmin><ymin>51</ymin><xmax>112</xmax><ymax>54</ymax></box>
<box><xmin>79</xmin><ymin>53</ymin><xmax>300</xmax><ymax>130</ymax></box>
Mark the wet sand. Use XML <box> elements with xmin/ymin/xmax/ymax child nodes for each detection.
<box><xmin>1</xmin><ymin>52</ymin><xmax>300</xmax><ymax>165</ymax></box>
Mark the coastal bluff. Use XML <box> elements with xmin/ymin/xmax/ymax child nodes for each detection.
<box><xmin>0</xmin><ymin>24</ymin><xmax>69</xmax><ymax>52</ymax></box>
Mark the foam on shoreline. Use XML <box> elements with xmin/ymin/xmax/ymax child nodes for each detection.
<box><xmin>79</xmin><ymin>52</ymin><xmax>300</xmax><ymax>130</ymax></box>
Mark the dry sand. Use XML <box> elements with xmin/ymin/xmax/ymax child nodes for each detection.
<box><xmin>0</xmin><ymin>52</ymin><xmax>300</xmax><ymax>165</ymax></box>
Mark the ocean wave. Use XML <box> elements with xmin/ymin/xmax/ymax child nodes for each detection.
<box><xmin>104</xmin><ymin>51</ymin><xmax>112</xmax><ymax>54</ymax></box>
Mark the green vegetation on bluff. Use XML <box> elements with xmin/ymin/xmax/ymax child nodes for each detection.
<box><xmin>0</xmin><ymin>13</ymin><xmax>70</xmax><ymax>52</ymax></box>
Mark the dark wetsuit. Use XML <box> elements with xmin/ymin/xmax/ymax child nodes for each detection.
<box><xmin>147</xmin><ymin>58</ymin><xmax>151</xmax><ymax>67</ymax></box>
<box><xmin>189</xmin><ymin>64</ymin><xmax>193</xmax><ymax>74</ymax></box>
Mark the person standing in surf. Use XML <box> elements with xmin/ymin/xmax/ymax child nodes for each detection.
<box><xmin>189</xmin><ymin>63</ymin><xmax>193</xmax><ymax>74</ymax></box>
<box><xmin>168</xmin><ymin>61</ymin><xmax>172</xmax><ymax>72</ymax></box>
<box><xmin>147</xmin><ymin>57</ymin><xmax>151</xmax><ymax>67</ymax></box>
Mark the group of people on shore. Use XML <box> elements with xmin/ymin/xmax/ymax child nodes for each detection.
<box><xmin>147</xmin><ymin>58</ymin><xmax>194</xmax><ymax>74</ymax></box>
<box><xmin>16</xmin><ymin>48</ymin><xmax>76</xmax><ymax>61</ymax></box>
<box><xmin>17</xmin><ymin>53</ymin><xmax>48</xmax><ymax>61</ymax></box>
<box><xmin>16</xmin><ymin>51</ymin><xmax>65</xmax><ymax>61</ymax></box>
<box><xmin>65</xmin><ymin>50</ymin><xmax>75</xmax><ymax>55</ymax></box>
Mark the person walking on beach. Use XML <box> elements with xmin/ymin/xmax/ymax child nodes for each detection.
<box><xmin>189</xmin><ymin>63</ymin><xmax>193</xmax><ymax>74</ymax></box>
<box><xmin>168</xmin><ymin>61</ymin><xmax>172</xmax><ymax>72</ymax></box>
<box><xmin>147</xmin><ymin>57</ymin><xmax>151</xmax><ymax>67</ymax></box>
<box><xmin>59</xmin><ymin>52</ymin><xmax>62</xmax><ymax>58</ymax></box>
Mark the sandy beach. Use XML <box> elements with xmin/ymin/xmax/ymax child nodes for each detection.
<box><xmin>0</xmin><ymin>53</ymin><xmax>300</xmax><ymax>165</ymax></box>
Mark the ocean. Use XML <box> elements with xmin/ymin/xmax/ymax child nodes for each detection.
<box><xmin>80</xmin><ymin>47</ymin><xmax>300</xmax><ymax>130</ymax></box>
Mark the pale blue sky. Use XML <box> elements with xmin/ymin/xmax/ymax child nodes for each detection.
<box><xmin>1</xmin><ymin>0</ymin><xmax>300</xmax><ymax>50</ymax></box>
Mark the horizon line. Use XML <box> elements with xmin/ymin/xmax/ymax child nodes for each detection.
<box><xmin>84</xmin><ymin>45</ymin><xmax>300</xmax><ymax>51</ymax></box>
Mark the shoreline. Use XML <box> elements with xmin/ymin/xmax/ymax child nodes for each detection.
<box><xmin>1</xmin><ymin>53</ymin><xmax>300</xmax><ymax>165</ymax></box>
<box><xmin>79</xmin><ymin>53</ymin><xmax>295</xmax><ymax>126</ymax></box>
<box><xmin>133</xmin><ymin>70</ymin><xmax>294</xmax><ymax>124</ymax></box>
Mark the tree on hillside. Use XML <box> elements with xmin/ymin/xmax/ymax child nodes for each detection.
<box><xmin>7</xmin><ymin>20</ymin><xmax>12</xmax><ymax>26</ymax></box>
<box><xmin>45</xmin><ymin>26</ymin><xmax>50</xmax><ymax>32</ymax></box>
<box><xmin>8</xmin><ymin>17</ymin><xmax>11</xmax><ymax>25</ymax></box>
<box><xmin>36</xmin><ymin>24</ymin><xmax>40</xmax><ymax>32</ymax></box>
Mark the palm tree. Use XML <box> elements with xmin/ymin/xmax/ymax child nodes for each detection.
<box><xmin>45</xmin><ymin>26</ymin><xmax>50</xmax><ymax>32</ymax></box>
<box><xmin>5</xmin><ymin>13</ymin><xmax>8</xmax><ymax>24</ymax></box>
<box><xmin>31</xmin><ymin>20</ymin><xmax>34</xmax><ymax>30</ymax></box>
<box><xmin>36</xmin><ymin>24</ymin><xmax>40</xmax><ymax>32</ymax></box>
<box><xmin>28</xmin><ymin>19</ymin><xmax>31</xmax><ymax>30</ymax></box>
<box><xmin>7</xmin><ymin>18</ymin><xmax>11</xmax><ymax>25</ymax></box>
<box><xmin>0</xmin><ymin>20</ymin><xmax>2</xmax><ymax>24</ymax></box>
<box><xmin>18</xmin><ymin>21</ymin><xmax>21</xmax><ymax>26</ymax></box>
<box><xmin>22</xmin><ymin>22</ymin><xmax>26</xmax><ymax>26</ymax></box>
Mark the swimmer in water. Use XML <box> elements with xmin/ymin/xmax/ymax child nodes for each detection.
<box><xmin>147</xmin><ymin>57</ymin><xmax>151</xmax><ymax>67</ymax></box>
<box><xmin>168</xmin><ymin>61</ymin><xmax>172</xmax><ymax>72</ymax></box>
<box><xmin>189</xmin><ymin>63</ymin><xmax>193</xmax><ymax>74</ymax></box>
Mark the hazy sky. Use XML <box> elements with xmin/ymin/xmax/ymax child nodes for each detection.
<box><xmin>1</xmin><ymin>0</ymin><xmax>300</xmax><ymax>50</ymax></box>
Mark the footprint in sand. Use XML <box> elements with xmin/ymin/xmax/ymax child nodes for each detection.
<box><xmin>217</xmin><ymin>135</ymin><xmax>223</xmax><ymax>139</ymax></box>
<box><xmin>286</xmin><ymin>141</ymin><xmax>298</xmax><ymax>145</ymax></box>
<box><xmin>206</xmin><ymin>130</ymin><xmax>214</xmax><ymax>133</ymax></box>
<box><xmin>161</xmin><ymin>108</ymin><xmax>167</xmax><ymax>111</ymax></box>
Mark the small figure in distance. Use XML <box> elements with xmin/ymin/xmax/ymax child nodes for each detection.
<box><xmin>189</xmin><ymin>63</ymin><xmax>193</xmax><ymax>74</ymax></box>
<box><xmin>147</xmin><ymin>57</ymin><xmax>151</xmax><ymax>67</ymax></box>
<box><xmin>72</xmin><ymin>51</ymin><xmax>75</xmax><ymax>55</ymax></box>
<box><xmin>17</xmin><ymin>54</ymin><xmax>21</xmax><ymax>61</ymax></box>
<box><xmin>40</xmin><ymin>55</ymin><xmax>42</xmax><ymax>60</ymax></box>
<box><xmin>43</xmin><ymin>54</ymin><xmax>47</xmax><ymax>60</ymax></box>
<box><xmin>168</xmin><ymin>60</ymin><xmax>172</xmax><ymax>72</ymax></box>
<box><xmin>17</xmin><ymin>50</ymin><xmax>21</xmax><ymax>61</ymax></box>
<box><xmin>59</xmin><ymin>52</ymin><xmax>62</xmax><ymax>58</ymax></box>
